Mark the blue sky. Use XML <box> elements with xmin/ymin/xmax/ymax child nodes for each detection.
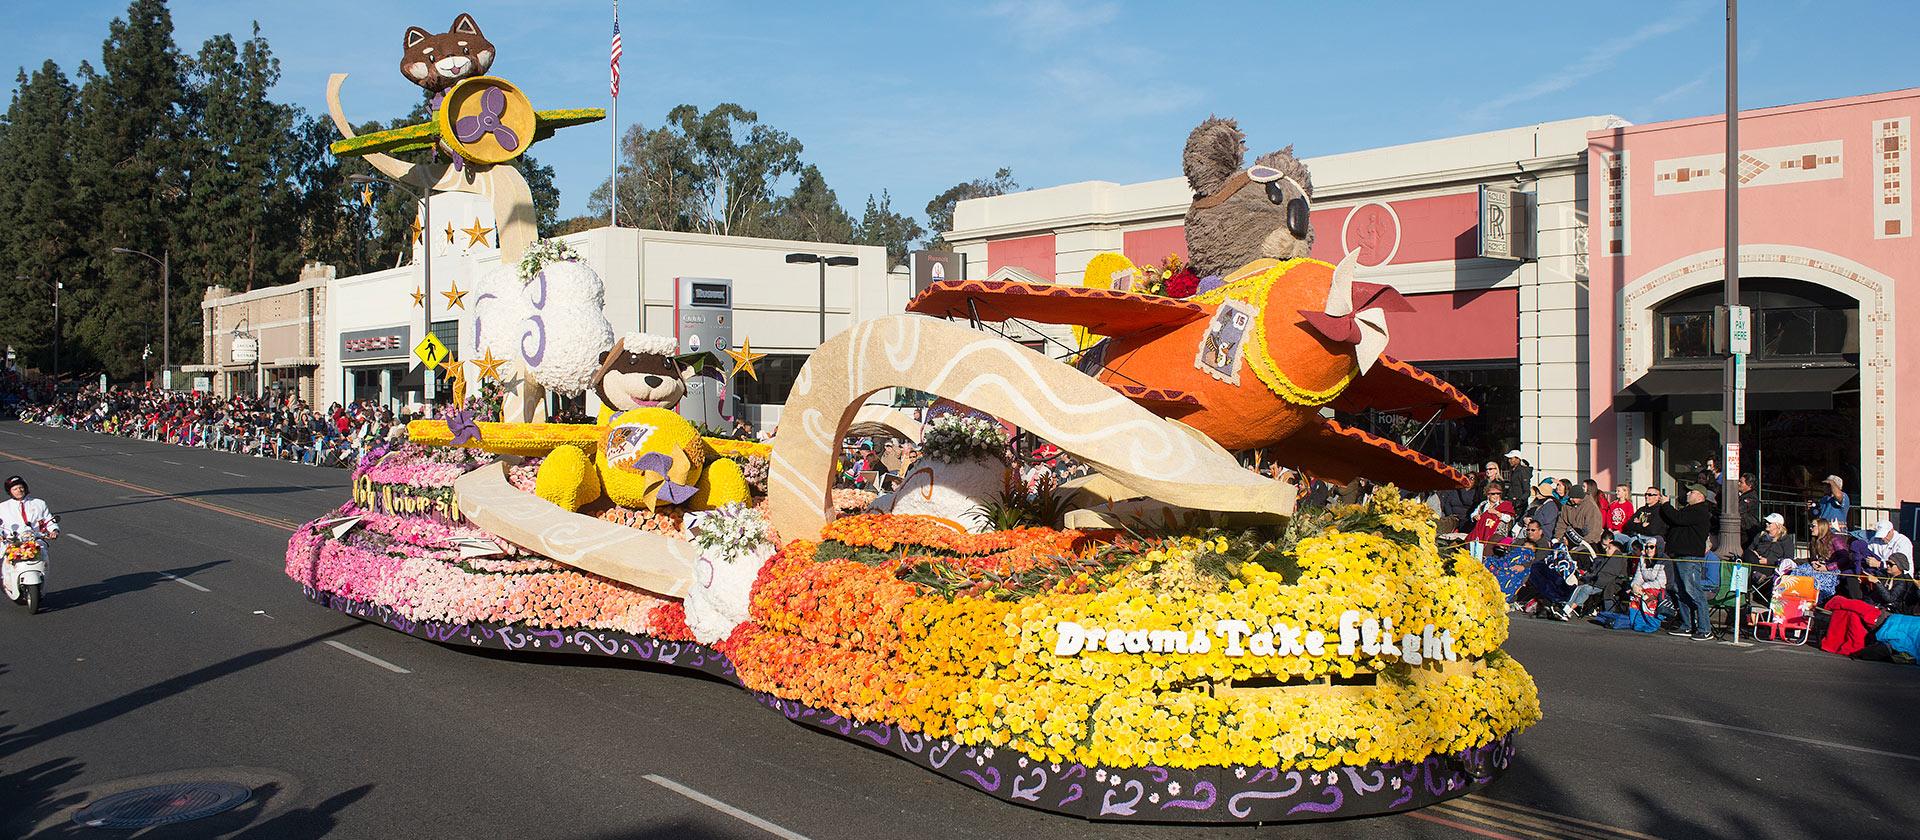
<box><xmin>4</xmin><ymin>1</ymin><xmax>1917</xmax><ymax>230</ymax></box>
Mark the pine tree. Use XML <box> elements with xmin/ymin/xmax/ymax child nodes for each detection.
<box><xmin>178</xmin><ymin>23</ymin><xmax>301</xmax><ymax>301</ymax></box>
<box><xmin>854</xmin><ymin>191</ymin><xmax>924</xmax><ymax>270</ymax></box>
<box><xmin>0</xmin><ymin>61</ymin><xmax>82</xmax><ymax>377</ymax></box>
<box><xmin>924</xmin><ymin>168</ymin><xmax>1018</xmax><ymax>250</ymax></box>
<box><xmin>69</xmin><ymin>0</ymin><xmax>189</xmax><ymax>381</ymax></box>
<box><xmin>767</xmin><ymin>164</ymin><xmax>855</xmax><ymax>244</ymax></box>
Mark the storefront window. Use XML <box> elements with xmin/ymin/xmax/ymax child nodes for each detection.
<box><xmin>1761</xmin><ymin>307</ymin><xmax>1850</xmax><ymax>356</ymax></box>
<box><xmin>1661</xmin><ymin>313</ymin><xmax>1715</xmax><ymax>359</ymax></box>
<box><xmin>733</xmin><ymin>354</ymin><xmax>809</xmax><ymax>405</ymax></box>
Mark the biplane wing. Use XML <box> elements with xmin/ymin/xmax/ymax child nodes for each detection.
<box><xmin>906</xmin><ymin>279</ymin><xmax>1211</xmax><ymax>336</ymax></box>
<box><xmin>1331</xmin><ymin>354</ymin><xmax>1478</xmax><ymax>420</ymax></box>
<box><xmin>330</xmin><ymin>109</ymin><xmax>606</xmax><ymax>159</ymax></box>
<box><xmin>1267</xmin><ymin>418</ymin><xmax>1470</xmax><ymax>491</ymax></box>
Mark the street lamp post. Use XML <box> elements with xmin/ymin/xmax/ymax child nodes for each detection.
<box><xmin>354</xmin><ymin>173</ymin><xmax>436</xmax><ymax>403</ymax></box>
<box><xmin>15</xmin><ymin>274</ymin><xmax>59</xmax><ymax>389</ymax></box>
<box><xmin>112</xmin><ymin>247</ymin><xmax>170</xmax><ymax>386</ymax></box>
<box><xmin>785</xmin><ymin>253</ymin><xmax>861</xmax><ymax>344</ymax></box>
<box><xmin>1719</xmin><ymin>1</ymin><xmax>1744</xmax><ymax>559</ymax></box>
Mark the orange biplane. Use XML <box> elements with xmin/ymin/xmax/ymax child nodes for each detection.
<box><xmin>906</xmin><ymin>252</ymin><xmax>1477</xmax><ymax>490</ymax></box>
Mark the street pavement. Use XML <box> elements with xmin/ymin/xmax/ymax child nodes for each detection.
<box><xmin>1</xmin><ymin>420</ymin><xmax>1917</xmax><ymax>840</ymax></box>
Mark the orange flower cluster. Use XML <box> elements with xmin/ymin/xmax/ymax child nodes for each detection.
<box><xmin>648</xmin><ymin>601</ymin><xmax>694</xmax><ymax>641</ymax></box>
<box><xmin>749</xmin><ymin>550</ymin><xmax>922</xmax><ymax>656</ymax></box>
<box><xmin>823</xmin><ymin>514</ymin><xmax>1076</xmax><ymax>557</ymax></box>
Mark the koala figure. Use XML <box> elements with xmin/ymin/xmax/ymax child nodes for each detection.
<box><xmin>1182</xmin><ymin>117</ymin><xmax>1315</xmax><ymax>281</ymax></box>
<box><xmin>593</xmin><ymin>333</ymin><xmax>688</xmax><ymax>417</ymax></box>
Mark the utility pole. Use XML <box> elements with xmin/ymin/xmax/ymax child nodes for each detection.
<box><xmin>1719</xmin><ymin>0</ymin><xmax>1745</xmax><ymax>559</ymax></box>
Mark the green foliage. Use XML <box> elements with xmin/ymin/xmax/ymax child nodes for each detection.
<box><xmin>967</xmin><ymin>483</ymin><xmax>1073</xmax><ymax>532</ymax></box>
<box><xmin>591</xmin><ymin>103</ymin><xmax>806</xmax><ymax>238</ymax></box>
<box><xmin>0</xmin><ymin>60</ymin><xmax>83</xmax><ymax>377</ymax></box>
<box><xmin>767</xmin><ymin>164</ymin><xmax>855</xmax><ymax>244</ymax></box>
<box><xmin>923</xmin><ymin>167</ymin><xmax>1017</xmax><ymax>249</ymax></box>
<box><xmin>854</xmin><ymin>190</ymin><xmax>925</xmax><ymax>270</ymax></box>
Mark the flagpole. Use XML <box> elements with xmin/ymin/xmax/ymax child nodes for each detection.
<box><xmin>610</xmin><ymin>0</ymin><xmax>620</xmax><ymax>229</ymax></box>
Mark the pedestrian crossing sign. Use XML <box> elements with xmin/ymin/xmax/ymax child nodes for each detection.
<box><xmin>413</xmin><ymin>334</ymin><xmax>450</xmax><ymax>370</ymax></box>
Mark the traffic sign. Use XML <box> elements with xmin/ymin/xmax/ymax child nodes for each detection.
<box><xmin>1728</xmin><ymin>305</ymin><xmax>1752</xmax><ymax>355</ymax></box>
<box><xmin>413</xmin><ymin>334</ymin><xmax>450</xmax><ymax>370</ymax></box>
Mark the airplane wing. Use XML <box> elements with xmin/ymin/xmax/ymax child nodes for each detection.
<box><xmin>329</xmin><ymin>122</ymin><xmax>438</xmax><ymax>158</ymax></box>
<box><xmin>1267</xmin><ymin>418</ymin><xmax>1470</xmax><ymax>491</ymax></box>
<box><xmin>1330</xmin><ymin>354</ymin><xmax>1478</xmax><ymax>419</ymax></box>
<box><xmin>907</xmin><ymin>280</ymin><xmax>1210</xmax><ymax>336</ymax></box>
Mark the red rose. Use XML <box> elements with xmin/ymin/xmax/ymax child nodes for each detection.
<box><xmin>1164</xmin><ymin>269</ymin><xmax>1200</xmax><ymax>298</ymax></box>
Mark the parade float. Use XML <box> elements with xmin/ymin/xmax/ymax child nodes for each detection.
<box><xmin>291</xmin><ymin>17</ymin><xmax>1537</xmax><ymax>822</ymax></box>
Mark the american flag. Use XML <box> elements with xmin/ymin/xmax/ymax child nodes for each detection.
<box><xmin>610</xmin><ymin>7</ymin><xmax>623</xmax><ymax>97</ymax></box>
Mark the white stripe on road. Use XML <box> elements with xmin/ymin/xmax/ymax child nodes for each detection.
<box><xmin>1652</xmin><ymin>714</ymin><xmax>1920</xmax><ymax>763</ymax></box>
<box><xmin>65</xmin><ymin>534</ymin><xmax>99</xmax><ymax>546</ymax></box>
<box><xmin>644</xmin><ymin>774</ymin><xmax>811</xmax><ymax>840</ymax></box>
<box><xmin>159</xmin><ymin>572</ymin><xmax>210</xmax><ymax>593</ymax></box>
<box><xmin>222</xmin><ymin>471</ymin><xmax>246</xmax><ymax>477</ymax></box>
<box><xmin>323</xmin><ymin>640</ymin><xmax>411</xmax><ymax>674</ymax></box>
<box><xmin>162</xmin><ymin>460</ymin><xmax>183</xmax><ymax>465</ymax></box>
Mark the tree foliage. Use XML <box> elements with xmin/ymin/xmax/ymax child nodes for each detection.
<box><xmin>854</xmin><ymin>191</ymin><xmax>924</xmax><ymax>270</ymax></box>
<box><xmin>924</xmin><ymin>167</ymin><xmax>1018</xmax><ymax>250</ymax></box>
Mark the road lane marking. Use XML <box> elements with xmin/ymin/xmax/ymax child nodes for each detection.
<box><xmin>644</xmin><ymin>774</ymin><xmax>810</xmax><ymax>840</ymax></box>
<box><xmin>324</xmin><ymin>640</ymin><xmax>411</xmax><ymax>674</ymax></box>
<box><xmin>222</xmin><ymin>471</ymin><xmax>246</xmax><ymax>477</ymax></box>
<box><xmin>159</xmin><ymin>572</ymin><xmax>211</xmax><ymax>593</ymax></box>
<box><xmin>0</xmin><ymin>448</ymin><xmax>297</xmax><ymax>531</ymax></box>
<box><xmin>1459</xmin><ymin>796</ymin><xmax>1666</xmax><ymax>840</ymax></box>
<box><xmin>162</xmin><ymin>460</ymin><xmax>183</xmax><ymax>465</ymax></box>
<box><xmin>65</xmin><ymin>534</ymin><xmax>99</xmax><ymax>546</ymax></box>
<box><xmin>1653</xmin><ymin>714</ymin><xmax>1920</xmax><ymax>763</ymax></box>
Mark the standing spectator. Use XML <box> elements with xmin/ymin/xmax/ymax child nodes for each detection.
<box><xmin>1525</xmin><ymin>480</ymin><xmax>1561</xmax><ymax>540</ymax></box>
<box><xmin>1737</xmin><ymin>474</ymin><xmax>1760</xmax><ymax>538</ymax></box>
<box><xmin>1502</xmin><ymin>450</ymin><xmax>1532</xmax><ymax>503</ymax></box>
<box><xmin>1603</xmin><ymin>484</ymin><xmax>1636</xmax><ymax>538</ymax></box>
<box><xmin>1661</xmin><ymin>484</ymin><xmax>1717</xmax><ymax>640</ymax></box>
<box><xmin>1809</xmin><ymin>475</ymin><xmax>1850</xmax><ymax>527</ymax></box>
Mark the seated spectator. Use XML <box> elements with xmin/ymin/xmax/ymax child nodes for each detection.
<box><xmin>1596</xmin><ymin>538</ymin><xmax>1667</xmax><ymax>633</ymax></box>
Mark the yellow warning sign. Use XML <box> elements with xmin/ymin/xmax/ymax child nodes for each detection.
<box><xmin>413</xmin><ymin>334</ymin><xmax>450</xmax><ymax>370</ymax></box>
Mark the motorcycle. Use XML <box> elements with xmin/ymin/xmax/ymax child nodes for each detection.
<box><xmin>2</xmin><ymin>525</ymin><xmax>50</xmax><ymax>614</ymax></box>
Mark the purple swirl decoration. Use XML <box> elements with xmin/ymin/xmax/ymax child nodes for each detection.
<box><xmin>520</xmin><ymin>316</ymin><xmax>546</xmax><ymax>368</ymax></box>
<box><xmin>298</xmin><ymin>585</ymin><xmax>1518</xmax><ymax>823</ymax></box>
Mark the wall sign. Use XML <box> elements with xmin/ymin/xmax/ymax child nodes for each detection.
<box><xmin>340</xmin><ymin>326</ymin><xmax>413</xmax><ymax>361</ymax></box>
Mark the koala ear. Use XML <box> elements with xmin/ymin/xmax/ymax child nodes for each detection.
<box><xmin>1253</xmin><ymin>144</ymin><xmax>1313</xmax><ymax>198</ymax></box>
<box><xmin>1184</xmin><ymin>116</ymin><xmax>1246</xmax><ymax>198</ymax></box>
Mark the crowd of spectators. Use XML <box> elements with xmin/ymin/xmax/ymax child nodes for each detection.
<box><xmin>11</xmin><ymin>385</ymin><xmax>415</xmax><ymax>468</ymax></box>
<box><xmin>1426</xmin><ymin>449</ymin><xmax>1919</xmax><ymax>663</ymax></box>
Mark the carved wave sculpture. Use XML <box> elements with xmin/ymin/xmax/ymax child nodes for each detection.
<box><xmin>767</xmin><ymin>314</ymin><xmax>1296</xmax><ymax>541</ymax></box>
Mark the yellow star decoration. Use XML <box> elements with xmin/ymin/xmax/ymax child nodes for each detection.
<box><xmin>725</xmin><ymin>338</ymin><xmax>767</xmax><ymax>381</ymax></box>
<box><xmin>462</xmin><ymin>218</ymin><xmax>495</xmax><ymax>248</ymax></box>
<box><xmin>410</xmin><ymin>286</ymin><xmax>425</xmax><ymax>308</ymax></box>
<box><xmin>359</xmin><ymin>185</ymin><xmax>373</xmax><ymax>207</ymax></box>
<box><xmin>471</xmin><ymin>347</ymin><xmax>508</xmax><ymax>380</ymax></box>
<box><xmin>408</xmin><ymin>216</ymin><xmax>423</xmax><ymax>244</ymax></box>
<box><xmin>442</xmin><ymin>359</ymin><xmax>468</xmax><ymax>404</ymax></box>
<box><xmin>441</xmin><ymin>279</ymin><xmax>468</xmax><ymax>310</ymax></box>
<box><xmin>444</xmin><ymin>221</ymin><xmax>456</xmax><ymax>244</ymax></box>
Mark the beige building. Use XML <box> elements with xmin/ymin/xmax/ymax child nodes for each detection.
<box><xmin>185</xmin><ymin>262</ymin><xmax>333</xmax><ymax>405</ymax></box>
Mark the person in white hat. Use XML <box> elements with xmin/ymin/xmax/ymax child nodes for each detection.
<box><xmin>1501</xmin><ymin>449</ymin><xmax>1532</xmax><ymax>503</ymax></box>
<box><xmin>1745</xmin><ymin>511</ymin><xmax>1795</xmax><ymax>568</ymax></box>
<box><xmin>1868</xmin><ymin>519</ymin><xmax>1913</xmax><ymax>568</ymax></box>
<box><xmin>1809</xmin><ymin>475</ymin><xmax>1850</xmax><ymax>526</ymax></box>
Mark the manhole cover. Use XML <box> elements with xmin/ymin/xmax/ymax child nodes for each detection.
<box><xmin>72</xmin><ymin>781</ymin><xmax>253</xmax><ymax>829</ymax></box>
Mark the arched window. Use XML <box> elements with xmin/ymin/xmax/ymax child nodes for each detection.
<box><xmin>1655</xmin><ymin>278</ymin><xmax>1857</xmax><ymax>363</ymax></box>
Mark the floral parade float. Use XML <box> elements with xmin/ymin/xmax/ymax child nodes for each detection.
<box><xmin>292</xmin><ymin>26</ymin><xmax>1538</xmax><ymax>822</ymax></box>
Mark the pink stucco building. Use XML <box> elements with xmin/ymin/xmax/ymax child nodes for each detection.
<box><xmin>1588</xmin><ymin>88</ymin><xmax>1916</xmax><ymax>511</ymax></box>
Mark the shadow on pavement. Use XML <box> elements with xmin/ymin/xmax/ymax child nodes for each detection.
<box><xmin>580</xmin><ymin>820</ymin><xmax>764</xmax><ymax>839</ymax></box>
<box><xmin>0</xmin><ymin>625</ymin><xmax>357</xmax><ymax>760</ymax></box>
<box><xmin>11</xmin><ymin>780</ymin><xmax>374</xmax><ymax>840</ymax></box>
<box><xmin>39</xmin><ymin>561</ymin><xmax>229</xmax><ymax>613</ymax></box>
<box><xmin>0</xmin><ymin>756</ymin><xmax>87</xmax><ymax>837</ymax></box>
<box><xmin>58</xmin><ymin>485</ymin><xmax>343</xmax><ymax>517</ymax></box>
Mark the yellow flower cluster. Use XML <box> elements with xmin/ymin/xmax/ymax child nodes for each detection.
<box><xmin>531</xmin><ymin>445</ymin><xmax>599</xmax><ymax>511</ymax></box>
<box><xmin>733</xmin><ymin>492</ymin><xmax>1539</xmax><ymax>770</ymax></box>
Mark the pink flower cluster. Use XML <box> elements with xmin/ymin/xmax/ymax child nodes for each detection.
<box><xmin>506</xmin><ymin>458</ymin><xmax>545</xmax><ymax>493</ymax></box>
<box><xmin>286</xmin><ymin>509</ymin><xmax>671</xmax><ymax>635</ymax></box>
<box><xmin>355</xmin><ymin>444</ymin><xmax>495</xmax><ymax>488</ymax></box>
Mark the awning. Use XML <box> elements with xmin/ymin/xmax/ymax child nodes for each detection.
<box><xmin>1613</xmin><ymin>365</ymin><xmax>1856</xmax><ymax>413</ymax></box>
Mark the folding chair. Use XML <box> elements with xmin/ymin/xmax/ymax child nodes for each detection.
<box><xmin>1751</xmin><ymin>575</ymin><xmax>1818</xmax><ymax>645</ymax></box>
